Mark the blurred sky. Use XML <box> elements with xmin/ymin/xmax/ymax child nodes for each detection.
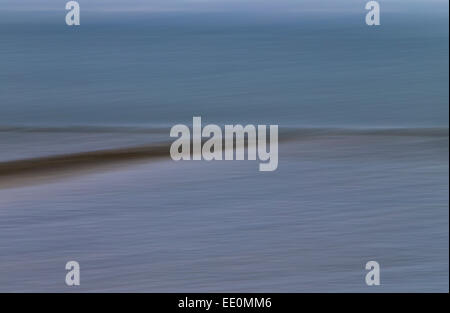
<box><xmin>0</xmin><ymin>0</ymin><xmax>448</xmax><ymax>13</ymax></box>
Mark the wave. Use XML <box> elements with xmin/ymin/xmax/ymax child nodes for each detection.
<box><xmin>0</xmin><ymin>125</ymin><xmax>447</xmax><ymax>136</ymax></box>
<box><xmin>281</xmin><ymin>126</ymin><xmax>449</xmax><ymax>138</ymax></box>
<box><xmin>0</xmin><ymin>142</ymin><xmax>170</xmax><ymax>183</ymax></box>
<box><xmin>0</xmin><ymin>126</ymin><xmax>447</xmax><ymax>189</ymax></box>
<box><xmin>0</xmin><ymin>125</ymin><xmax>169</xmax><ymax>134</ymax></box>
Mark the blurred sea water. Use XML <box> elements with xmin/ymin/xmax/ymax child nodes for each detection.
<box><xmin>0</xmin><ymin>10</ymin><xmax>448</xmax><ymax>292</ymax></box>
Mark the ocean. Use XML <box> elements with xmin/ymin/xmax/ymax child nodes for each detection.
<box><xmin>0</xmin><ymin>10</ymin><xmax>448</xmax><ymax>292</ymax></box>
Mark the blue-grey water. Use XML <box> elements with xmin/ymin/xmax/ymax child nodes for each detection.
<box><xmin>0</xmin><ymin>10</ymin><xmax>448</xmax><ymax>292</ymax></box>
<box><xmin>1</xmin><ymin>11</ymin><xmax>448</xmax><ymax>127</ymax></box>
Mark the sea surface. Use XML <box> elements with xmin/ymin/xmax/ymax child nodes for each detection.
<box><xmin>0</xmin><ymin>10</ymin><xmax>448</xmax><ymax>292</ymax></box>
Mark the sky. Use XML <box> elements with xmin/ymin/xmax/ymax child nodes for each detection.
<box><xmin>0</xmin><ymin>0</ymin><xmax>448</xmax><ymax>13</ymax></box>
